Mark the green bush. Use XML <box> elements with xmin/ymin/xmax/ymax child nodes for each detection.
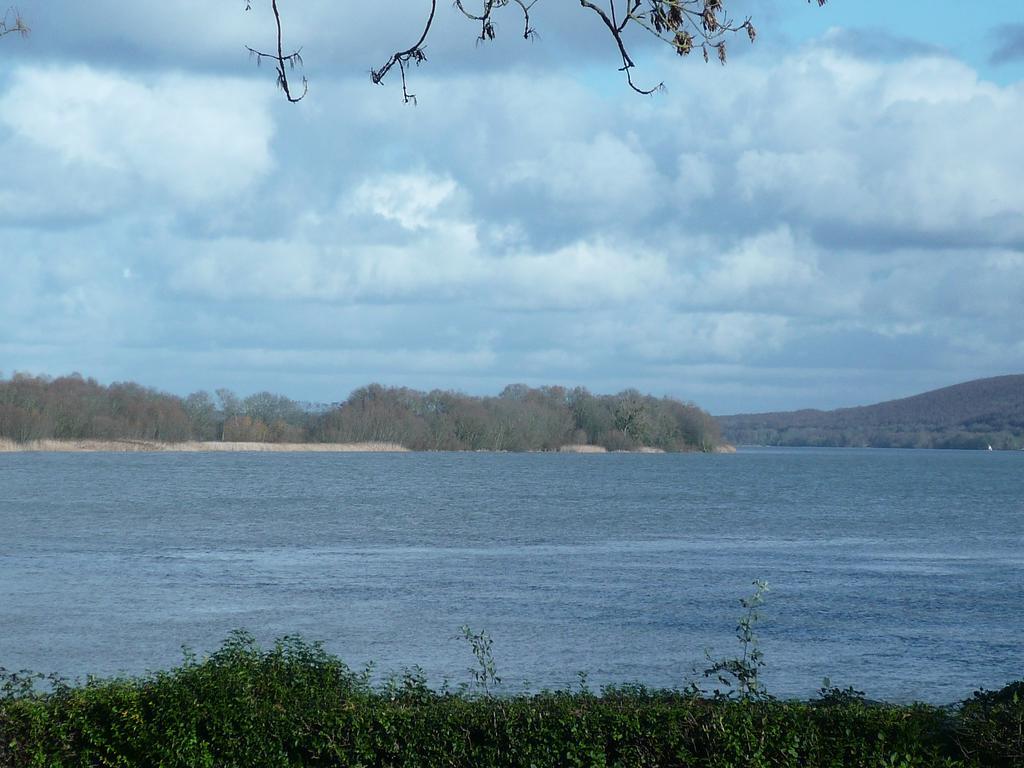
<box><xmin>955</xmin><ymin>681</ymin><xmax>1024</xmax><ymax>767</ymax></box>
<box><xmin>2</xmin><ymin>634</ymin><xmax>1016</xmax><ymax>767</ymax></box>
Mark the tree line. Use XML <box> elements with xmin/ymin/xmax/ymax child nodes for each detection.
<box><xmin>719</xmin><ymin>424</ymin><xmax>1023</xmax><ymax>451</ymax></box>
<box><xmin>0</xmin><ymin>373</ymin><xmax>723</xmax><ymax>452</ymax></box>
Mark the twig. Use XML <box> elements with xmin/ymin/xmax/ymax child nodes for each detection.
<box><xmin>0</xmin><ymin>6</ymin><xmax>29</xmax><ymax>38</ymax></box>
<box><xmin>245</xmin><ymin>0</ymin><xmax>307</xmax><ymax>102</ymax></box>
<box><xmin>370</xmin><ymin>0</ymin><xmax>438</xmax><ymax>104</ymax></box>
<box><xmin>580</xmin><ymin>0</ymin><xmax>661</xmax><ymax>94</ymax></box>
<box><xmin>244</xmin><ymin>0</ymin><xmax>827</xmax><ymax>103</ymax></box>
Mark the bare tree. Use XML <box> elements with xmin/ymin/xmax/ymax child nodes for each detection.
<box><xmin>245</xmin><ymin>1</ymin><xmax>826</xmax><ymax>103</ymax></box>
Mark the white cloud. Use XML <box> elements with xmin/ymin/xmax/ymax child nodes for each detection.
<box><xmin>0</xmin><ymin>65</ymin><xmax>274</xmax><ymax>209</ymax></box>
<box><xmin>167</xmin><ymin>228</ymin><xmax>668</xmax><ymax>311</ymax></box>
<box><xmin>562</xmin><ymin>309</ymin><xmax>792</xmax><ymax>364</ymax></box>
<box><xmin>0</xmin><ymin>242</ymin><xmax>158</xmax><ymax>351</ymax></box>
<box><xmin>350</xmin><ymin>173</ymin><xmax>460</xmax><ymax>230</ymax></box>
<box><xmin>675</xmin><ymin>153</ymin><xmax>716</xmax><ymax>203</ymax></box>
<box><xmin>705</xmin><ymin>49</ymin><xmax>1024</xmax><ymax>240</ymax></box>
<box><xmin>505</xmin><ymin>132</ymin><xmax>664</xmax><ymax>220</ymax></box>
<box><xmin>698</xmin><ymin>227</ymin><xmax>833</xmax><ymax>313</ymax></box>
<box><xmin>2</xmin><ymin>32</ymin><xmax>1024</xmax><ymax>413</ymax></box>
<box><xmin>497</xmin><ymin>239</ymin><xmax>672</xmax><ymax>309</ymax></box>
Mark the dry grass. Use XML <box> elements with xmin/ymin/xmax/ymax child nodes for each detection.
<box><xmin>0</xmin><ymin>439</ymin><xmax>409</xmax><ymax>453</ymax></box>
<box><xmin>0</xmin><ymin>439</ymin><xmax>727</xmax><ymax>454</ymax></box>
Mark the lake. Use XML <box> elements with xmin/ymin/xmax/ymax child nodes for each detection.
<box><xmin>1</xmin><ymin>447</ymin><xmax>1020</xmax><ymax>703</ymax></box>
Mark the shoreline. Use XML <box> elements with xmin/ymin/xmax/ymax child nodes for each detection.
<box><xmin>0</xmin><ymin>438</ymin><xmax>735</xmax><ymax>454</ymax></box>
<box><xmin>0</xmin><ymin>439</ymin><xmax>410</xmax><ymax>453</ymax></box>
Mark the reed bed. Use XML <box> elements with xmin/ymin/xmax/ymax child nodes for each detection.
<box><xmin>0</xmin><ymin>439</ymin><xmax>409</xmax><ymax>453</ymax></box>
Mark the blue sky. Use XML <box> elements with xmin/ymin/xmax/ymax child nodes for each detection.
<box><xmin>769</xmin><ymin>0</ymin><xmax>1024</xmax><ymax>81</ymax></box>
<box><xmin>1</xmin><ymin>1</ymin><xmax>1022</xmax><ymax>413</ymax></box>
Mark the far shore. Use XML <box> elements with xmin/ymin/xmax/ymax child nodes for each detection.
<box><xmin>0</xmin><ymin>439</ymin><xmax>409</xmax><ymax>453</ymax></box>
<box><xmin>0</xmin><ymin>439</ymin><xmax>734</xmax><ymax>454</ymax></box>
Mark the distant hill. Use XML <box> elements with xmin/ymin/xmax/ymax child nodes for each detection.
<box><xmin>718</xmin><ymin>375</ymin><xmax>1024</xmax><ymax>450</ymax></box>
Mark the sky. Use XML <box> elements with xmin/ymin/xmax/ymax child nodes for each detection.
<box><xmin>1</xmin><ymin>1</ymin><xmax>1022</xmax><ymax>414</ymax></box>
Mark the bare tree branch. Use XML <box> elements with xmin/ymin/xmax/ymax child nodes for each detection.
<box><xmin>580</xmin><ymin>0</ymin><xmax>660</xmax><ymax>95</ymax></box>
<box><xmin>243</xmin><ymin>0</ymin><xmax>827</xmax><ymax>103</ymax></box>
<box><xmin>244</xmin><ymin>0</ymin><xmax>307</xmax><ymax>103</ymax></box>
<box><xmin>368</xmin><ymin>0</ymin><xmax>438</xmax><ymax>104</ymax></box>
<box><xmin>453</xmin><ymin>0</ymin><xmax>539</xmax><ymax>43</ymax></box>
<box><xmin>0</xmin><ymin>6</ymin><xmax>29</xmax><ymax>39</ymax></box>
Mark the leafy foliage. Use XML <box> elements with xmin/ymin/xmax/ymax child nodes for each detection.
<box><xmin>956</xmin><ymin>682</ymin><xmax>1024</xmax><ymax>767</ymax></box>
<box><xmin>1</xmin><ymin>632</ymin><xmax>1013</xmax><ymax>767</ymax></box>
<box><xmin>701</xmin><ymin>580</ymin><xmax>770</xmax><ymax>700</ymax></box>
<box><xmin>0</xmin><ymin>584</ymin><xmax>1015</xmax><ymax>766</ymax></box>
<box><xmin>459</xmin><ymin>626</ymin><xmax>501</xmax><ymax>696</ymax></box>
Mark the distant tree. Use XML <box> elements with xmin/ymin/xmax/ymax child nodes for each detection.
<box><xmin>613</xmin><ymin>389</ymin><xmax>652</xmax><ymax>446</ymax></box>
<box><xmin>242</xmin><ymin>391</ymin><xmax>306</xmax><ymax>430</ymax></box>
<box><xmin>0</xmin><ymin>372</ymin><xmax>723</xmax><ymax>451</ymax></box>
<box><xmin>223</xmin><ymin>414</ymin><xmax>270</xmax><ymax>442</ymax></box>
<box><xmin>184</xmin><ymin>391</ymin><xmax>219</xmax><ymax>441</ymax></box>
<box><xmin>567</xmin><ymin>387</ymin><xmax>612</xmax><ymax>444</ymax></box>
<box><xmin>0</xmin><ymin>372</ymin><xmax>192</xmax><ymax>443</ymax></box>
<box><xmin>499</xmin><ymin>383</ymin><xmax>532</xmax><ymax>402</ymax></box>
<box><xmin>212</xmin><ymin>388</ymin><xmax>239</xmax><ymax>432</ymax></box>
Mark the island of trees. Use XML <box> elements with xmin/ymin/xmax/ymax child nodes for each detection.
<box><xmin>718</xmin><ymin>375</ymin><xmax>1024</xmax><ymax>450</ymax></box>
<box><xmin>0</xmin><ymin>372</ymin><xmax>724</xmax><ymax>453</ymax></box>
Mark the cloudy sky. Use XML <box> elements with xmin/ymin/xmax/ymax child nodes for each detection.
<box><xmin>1</xmin><ymin>1</ymin><xmax>1022</xmax><ymax>414</ymax></box>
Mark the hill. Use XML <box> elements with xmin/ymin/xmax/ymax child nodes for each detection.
<box><xmin>718</xmin><ymin>375</ymin><xmax>1024</xmax><ymax>450</ymax></box>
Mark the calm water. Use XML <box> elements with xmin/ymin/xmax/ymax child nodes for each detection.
<box><xmin>1</xmin><ymin>448</ymin><xmax>1021</xmax><ymax>703</ymax></box>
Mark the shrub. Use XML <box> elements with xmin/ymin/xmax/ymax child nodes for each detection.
<box><xmin>1</xmin><ymin>636</ymin><xmax>1010</xmax><ymax>767</ymax></box>
<box><xmin>956</xmin><ymin>681</ymin><xmax>1024</xmax><ymax>767</ymax></box>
